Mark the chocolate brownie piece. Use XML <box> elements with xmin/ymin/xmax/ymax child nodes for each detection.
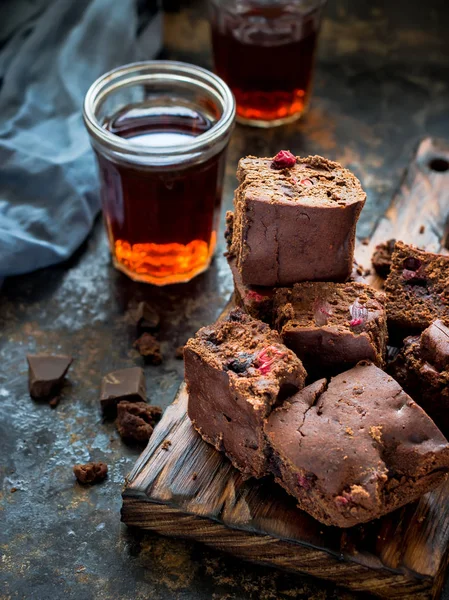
<box><xmin>273</xmin><ymin>282</ymin><xmax>387</xmax><ymax>374</ymax></box>
<box><xmin>385</xmin><ymin>241</ymin><xmax>449</xmax><ymax>335</ymax></box>
<box><xmin>116</xmin><ymin>401</ymin><xmax>162</xmax><ymax>444</ymax></box>
<box><xmin>73</xmin><ymin>462</ymin><xmax>108</xmax><ymax>485</ymax></box>
<box><xmin>185</xmin><ymin>309</ymin><xmax>307</xmax><ymax>479</ymax></box>
<box><xmin>229</xmin><ymin>253</ymin><xmax>367</xmax><ymax>326</ymax></box>
<box><xmin>265</xmin><ymin>362</ymin><xmax>449</xmax><ymax>528</ymax></box>
<box><xmin>133</xmin><ymin>333</ymin><xmax>162</xmax><ymax>364</ymax></box>
<box><xmin>228</xmin><ymin>155</ymin><xmax>366</xmax><ymax>286</ymax></box>
<box><xmin>371</xmin><ymin>239</ymin><xmax>396</xmax><ymax>278</ymax></box>
<box><xmin>389</xmin><ymin>320</ymin><xmax>449</xmax><ymax>436</ymax></box>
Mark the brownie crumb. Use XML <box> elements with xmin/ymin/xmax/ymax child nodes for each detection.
<box><xmin>175</xmin><ymin>345</ymin><xmax>185</xmax><ymax>360</ymax></box>
<box><xmin>369</xmin><ymin>425</ymin><xmax>383</xmax><ymax>443</ymax></box>
<box><xmin>134</xmin><ymin>333</ymin><xmax>162</xmax><ymax>364</ymax></box>
<box><xmin>345</xmin><ymin>427</ymin><xmax>354</xmax><ymax>436</ymax></box>
<box><xmin>161</xmin><ymin>440</ymin><xmax>172</xmax><ymax>451</ymax></box>
<box><xmin>361</xmin><ymin>238</ymin><xmax>370</xmax><ymax>246</ymax></box>
<box><xmin>372</xmin><ymin>239</ymin><xmax>396</xmax><ymax>278</ymax></box>
<box><xmin>419</xmin><ymin>225</ymin><xmax>425</xmax><ymax>234</ymax></box>
<box><xmin>49</xmin><ymin>396</ymin><xmax>60</xmax><ymax>408</ymax></box>
<box><xmin>133</xmin><ymin>301</ymin><xmax>160</xmax><ymax>331</ymax></box>
<box><xmin>10</xmin><ymin>487</ymin><xmax>17</xmax><ymax>493</ymax></box>
<box><xmin>192</xmin><ymin>472</ymin><xmax>198</xmax><ymax>480</ymax></box>
<box><xmin>116</xmin><ymin>401</ymin><xmax>162</xmax><ymax>444</ymax></box>
<box><xmin>73</xmin><ymin>462</ymin><xmax>108</xmax><ymax>485</ymax></box>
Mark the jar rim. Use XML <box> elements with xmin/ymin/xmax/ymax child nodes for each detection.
<box><xmin>83</xmin><ymin>60</ymin><xmax>236</xmax><ymax>158</ymax></box>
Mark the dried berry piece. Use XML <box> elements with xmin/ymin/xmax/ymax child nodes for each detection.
<box><xmin>271</xmin><ymin>150</ymin><xmax>296</xmax><ymax>170</ymax></box>
<box><xmin>116</xmin><ymin>401</ymin><xmax>162</xmax><ymax>444</ymax></box>
<box><xmin>300</xmin><ymin>178</ymin><xmax>314</xmax><ymax>187</ymax></box>
<box><xmin>246</xmin><ymin>290</ymin><xmax>266</xmax><ymax>303</ymax></box>
<box><xmin>313</xmin><ymin>299</ymin><xmax>333</xmax><ymax>326</ymax></box>
<box><xmin>349</xmin><ymin>298</ymin><xmax>369</xmax><ymax>328</ymax></box>
<box><xmin>256</xmin><ymin>345</ymin><xmax>286</xmax><ymax>375</ymax></box>
<box><xmin>134</xmin><ymin>333</ymin><xmax>162</xmax><ymax>364</ymax></box>
<box><xmin>134</xmin><ymin>302</ymin><xmax>160</xmax><ymax>331</ymax></box>
<box><xmin>403</xmin><ymin>257</ymin><xmax>422</xmax><ymax>271</ymax></box>
<box><xmin>297</xmin><ymin>473</ymin><xmax>314</xmax><ymax>491</ymax></box>
<box><xmin>73</xmin><ymin>462</ymin><xmax>108</xmax><ymax>485</ymax></box>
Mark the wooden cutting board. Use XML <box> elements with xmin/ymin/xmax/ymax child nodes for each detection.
<box><xmin>122</xmin><ymin>138</ymin><xmax>449</xmax><ymax>600</ymax></box>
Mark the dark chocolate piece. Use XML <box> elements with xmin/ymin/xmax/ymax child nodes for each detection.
<box><xmin>100</xmin><ymin>367</ymin><xmax>146</xmax><ymax>414</ymax></box>
<box><xmin>389</xmin><ymin>320</ymin><xmax>449</xmax><ymax>436</ymax></box>
<box><xmin>385</xmin><ymin>241</ymin><xmax>449</xmax><ymax>336</ymax></box>
<box><xmin>274</xmin><ymin>282</ymin><xmax>387</xmax><ymax>374</ymax></box>
<box><xmin>228</xmin><ymin>155</ymin><xmax>366</xmax><ymax>286</ymax></box>
<box><xmin>27</xmin><ymin>354</ymin><xmax>73</xmax><ymax>399</ymax></box>
<box><xmin>133</xmin><ymin>333</ymin><xmax>162</xmax><ymax>364</ymax></box>
<box><xmin>134</xmin><ymin>301</ymin><xmax>160</xmax><ymax>331</ymax></box>
<box><xmin>185</xmin><ymin>309</ymin><xmax>306</xmax><ymax>479</ymax></box>
<box><xmin>371</xmin><ymin>239</ymin><xmax>396</xmax><ymax>278</ymax></box>
<box><xmin>73</xmin><ymin>462</ymin><xmax>108</xmax><ymax>484</ymax></box>
<box><xmin>116</xmin><ymin>401</ymin><xmax>162</xmax><ymax>444</ymax></box>
<box><xmin>265</xmin><ymin>361</ymin><xmax>449</xmax><ymax>528</ymax></box>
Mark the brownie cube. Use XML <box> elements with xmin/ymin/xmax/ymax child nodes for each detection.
<box><xmin>389</xmin><ymin>320</ymin><xmax>449</xmax><ymax>437</ymax></box>
<box><xmin>228</xmin><ymin>251</ymin><xmax>367</xmax><ymax>327</ymax></box>
<box><xmin>273</xmin><ymin>282</ymin><xmax>387</xmax><ymax>374</ymax></box>
<box><xmin>265</xmin><ymin>362</ymin><xmax>449</xmax><ymax>528</ymax></box>
<box><xmin>385</xmin><ymin>241</ymin><xmax>449</xmax><ymax>336</ymax></box>
<box><xmin>185</xmin><ymin>309</ymin><xmax>307</xmax><ymax>479</ymax></box>
<box><xmin>228</xmin><ymin>155</ymin><xmax>366</xmax><ymax>286</ymax></box>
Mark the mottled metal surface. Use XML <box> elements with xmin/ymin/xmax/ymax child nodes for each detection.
<box><xmin>1</xmin><ymin>1</ymin><xmax>449</xmax><ymax>599</ymax></box>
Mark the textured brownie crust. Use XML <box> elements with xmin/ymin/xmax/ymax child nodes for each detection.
<box><xmin>389</xmin><ymin>320</ymin><xmax>449</xmax><ymax>437</ymax></box>
<box><xmin>273</xmin><ymin>282</ymin><xmax>387</xmax><ymax>374</ymax></box>
<box><xmin>228</xmin><ymin>155</ymin><xmax>366</xmax><ymax>286</ymax></box>
<box><xmin>371</xmin><ymin>239</ymin><xmax>396</xmax><ymax>278</ymax></box>
<box><xmin>265</xmin><ymin>362</ymin><xmax>449</xmax><ymax>527</ymax></box>
<box><xmin>385</xmin><ymin>241</ymin><xmax>449</xmax><ymax>335</ymax></box>
<box><xmin>185</xmin><ymin>309</ymin><xmax>306</xmax><ymax>479</ymax></box>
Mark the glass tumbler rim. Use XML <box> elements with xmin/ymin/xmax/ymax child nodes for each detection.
<box><xmin>83</xmin><ymin>60</ymin><xmax>236</xmax><ymax>159</ymax></box>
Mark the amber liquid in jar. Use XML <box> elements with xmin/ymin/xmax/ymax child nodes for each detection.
<box><xmin>210</xmin><ymin>4</ymin><xmax>321</xmax><ymax>125</ymax></box>
<box><xmin>98</xmin><ymin>104</ymin><xmax>225</xmax><ymax>285</ymax></box>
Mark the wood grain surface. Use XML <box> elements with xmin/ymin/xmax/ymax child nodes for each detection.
<box><xmin>122</xmin><ymin>138</ymin><xmax>449</xmax><ymax>600</ymax></box>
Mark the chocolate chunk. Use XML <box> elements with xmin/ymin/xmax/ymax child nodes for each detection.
<box><xmin>116</xmin><ymin>401</ymin><xmax>162</xmax><ymax>444</ymax></box>
<box><xmin>73</xmin><ymin>462</ymin><xmax>108</xmax><ymax>484</ymax></box>
<box><xmin>420</xmin><ymin>319</ymin><xmax>449</xmax><ymax>370</ymax></box>
<box><xmin>134</xmin><ymin>302</ymin><xmax>160</xmax><ymax>331</ymax></box>
<box><xmin>133</xmin><ymin>333</ymin><xmax>162</xmax><ymax>364</ymax></box>
<box><xmin>27</xmin><ymin>354</ymin><xmax>73</xmax><ymax>399</ymax></box>
<box><xmin>100</xmin><ymin>367</ymin><xmax>146</xmax><ymax>414</ymax></box>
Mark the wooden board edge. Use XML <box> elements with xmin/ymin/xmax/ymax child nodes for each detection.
<box><xmin>121</xmin><ymin>498</ymin><xmax>437</xmax><ymax>600</ymax></box>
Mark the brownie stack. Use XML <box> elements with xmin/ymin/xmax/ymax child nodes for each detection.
<box><xmin>185</xmin><ymin>151</ymin><xmax>449</xmax><ymax>528</ymax></box>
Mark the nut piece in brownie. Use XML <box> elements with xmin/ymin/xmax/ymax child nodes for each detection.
<box><xmin>265</xmin><ymin>362</ymin><xmax>449</xmax><ymax>528</ymax></box>
<box><xmin>273</xmin><ymin>282</ymin><xmax>387</xmax><ymax>374</ymax></box>
<box><xmin>389</xmin><ymin>319</ymin><xmax>449</xmax><ymax>437</ymax></box>
<box><xmin>228</xmin><ymin>154</ymin><xmax>366</xmax><ymax>286</ymax></box>
<box><xmin>385</xmin><ymin>241</ymin><xmax>449</xmax><ymax>335</ymax></box>
<box><xmin>185</xmin><ymin>309</ymin><xmax>307</xmax><ymax>479</ymax></box>
<box><xmin>371</xmin><ymin>239</ymin><xmax>396</xmax><ymax>278</ymax></box>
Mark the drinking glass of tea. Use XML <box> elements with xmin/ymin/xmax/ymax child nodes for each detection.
<box><xmin>83</xmin><ymin>61</ymin><xmax>235</xmax><ymax>285</ymax></box>
<box><xmin>209</xmin><ymin>0</ymin><xmax>327</xmax><ymax>127</ymax></box>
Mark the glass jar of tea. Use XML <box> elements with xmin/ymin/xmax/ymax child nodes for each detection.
<box><xmin>83</xmin><ymin>61</ymin><xmax>235</xmax><ymax>285</ymax></box>
<box><xmin>209</xmin><ymin>0</ymin><xmax>327</xmax><ymax>127</ymax></box>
